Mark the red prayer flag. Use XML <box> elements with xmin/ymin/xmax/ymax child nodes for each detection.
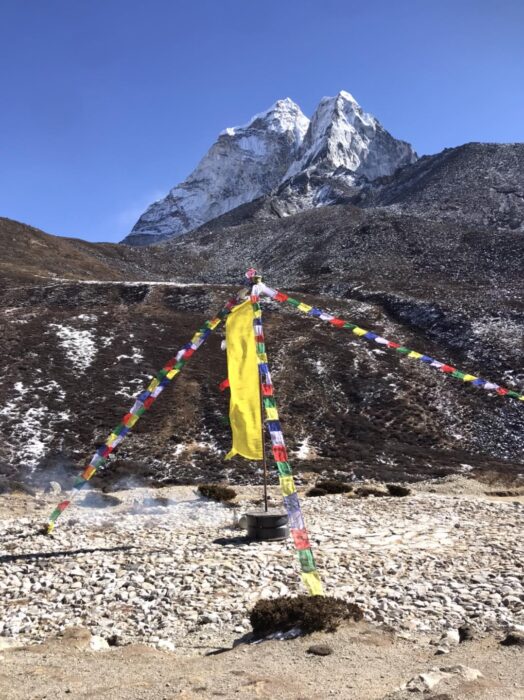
<box><xmin>272</xmin><ymin>445</ymin><xmax>288</xmax><ymax>462</ymax></box>
<box><xmin>275</xmin><ymin>292</ymin><xmax>288</xmax><ymax>302</ymax></box>
<box><xmin>219</xmin><ymin>378</ymin><xmax>230</xmax><ymax>392</ymax></box>
<box><xmin>291</xmin><ymin>528</ymin><xmax>311</xmax><ymax>550</ymax></box>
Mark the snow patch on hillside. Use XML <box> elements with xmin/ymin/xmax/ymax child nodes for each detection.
<box><xmin>0</xmin><ymin>382</ymin><xmax>68</xmax><ymax>470</ymax></box>
<box><xmin>49</xmin><ymin>324</ymin><xmax>97</xmax><ymax>373</ymax></box>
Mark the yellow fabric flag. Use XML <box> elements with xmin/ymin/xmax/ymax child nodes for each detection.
<box><xmin>301</xmin><ymin>571</ymin><xmax>324</xmax><ymax>596</ymax></box>
<box><xmin>225</xmin><ymin>299</ymin><xmax>263</xmax><ymax>461</ymax></box>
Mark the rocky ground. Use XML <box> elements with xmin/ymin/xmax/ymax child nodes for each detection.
<box><xmin>0</xmin><ymin>478</ymin><xmax>522</xmax><ymax>698</ymax></box>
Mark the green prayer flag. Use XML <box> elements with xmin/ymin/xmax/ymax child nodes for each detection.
<box><xmin>298</xmin><ymin>548</ymin><xmax>316</xmax><ymax>573</ymax></box>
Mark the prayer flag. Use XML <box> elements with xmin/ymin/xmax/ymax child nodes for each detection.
<box><xmin>225</xmin><ymin>300</ymin><xmax>263</xmax><ymax>461</ymax></box>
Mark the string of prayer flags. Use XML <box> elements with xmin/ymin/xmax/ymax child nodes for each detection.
<box><xmin>46</xmin><ymin>294</ymin><xmax>241</xmax><ymax>533</ymax></box>
<box><xmin>250</xmin><ymin>283</ymin><xmax>324</xmax><ymax>596</ymax></box>
<box><xmin>258</xmin><ymin>283</ymin><xmax>524</xmax><ymax>403</ymax></box>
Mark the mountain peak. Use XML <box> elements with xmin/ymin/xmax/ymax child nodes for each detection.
<box><xmin>330</xmin><ymin>89</ymin><xmax>359</xmax><ymax>106</ymax></box>
<box><xmin>123</xmin><ymin>91</ymin><xmax>417</xmax><ymax>245</ymax></box>
<box><xmin>285</xmin><ymin>90</ymin><xmax>416</xmax><ymax>180</ymax></box>
<box><xmin>220</xmin><ymin>98</ymin><xmax>309</xmax><ymax>140</ymax></box>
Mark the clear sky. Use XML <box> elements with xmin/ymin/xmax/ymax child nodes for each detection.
<box><xmin>0</xmin><ymin>0</ymin><xmax>522</xmax><ymax>243</ymax></box>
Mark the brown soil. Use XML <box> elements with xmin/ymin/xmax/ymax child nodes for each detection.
<box><xmin>0</xmin><ymin>622</ymin><xmax>522</xmax><ymax>699</ymax></box>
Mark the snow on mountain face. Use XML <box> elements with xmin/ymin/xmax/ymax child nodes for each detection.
<box><xmin>285</xmin><ymin>90</ymin><xmax>416</xmax><ymax>181</ymax></box>
<box><xmin>124</xmin><ymin>99</ymin><xmax>309</xmax><ymax>244</ymax></box>
<box><xmin>123</xmin><ymin>91</ymin><xmax>417</xmax><ymax>245</ymax></box>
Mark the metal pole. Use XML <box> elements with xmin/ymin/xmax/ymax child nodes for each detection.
<box><xmin>259</xmin><ymin>376</ymin><xmax>269</xmax><ymax>512</ymax></box>
<box><xmin>249</xmin><ymin>270</ymin><xmax>269</xmax><ymax>513</ymax></box>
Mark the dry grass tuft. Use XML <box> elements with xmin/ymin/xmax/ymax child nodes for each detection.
<box><xmin>386</xmin><ymin>484</ymin><xmax>411</xmax><ymax>497</ymax></box>
<box><xmin>197</xmin><ymin>483</ymin><xmax>237</xmax><ymax>502</ymax></box>
<box><xmin>250</xmin><ymin>595</ymin><xmax>363</xmax><ymax>637</ymax></box>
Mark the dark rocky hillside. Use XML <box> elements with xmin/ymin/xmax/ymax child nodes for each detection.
<box><xmin>1</xmin><ymin>139</ymin><xmax>523</xmax><ymax>492</ymax></box>
<box><xmin>0</xmin><ymin>275</ymin><xmax>522</xmax><ymax>491</ymax></box>
<box><xmin>358</xmin><ymin>143</ymin><xmax>524</xmax><ymax>232</ymax></box>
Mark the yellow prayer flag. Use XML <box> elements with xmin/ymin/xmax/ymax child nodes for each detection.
<box><xmin>298</xmin><ymin>302</ymin><xmax>312</xmax><ymax>313</ymax></box>
<box><xmin>353</xmin><ymin>327</ymin><xmax>367</xmax><ymax>336</ymax></box>
<box><xmin>301</xmin><ymin>571</ymin><xmax>324</xmax><ymax>596</ymax></box>
<box><xmin>462</xmin><ymin>374</ymin><xmax>477</xmax><ymax>382</ymax></box>
<box><xmin>225</xmin><ymin>300</ymin><xmax>263</xmax><ymax>461</ymax></box>
<box><xmin>408</xmin><ymin>351</ymin><xmax>423</xmax><ymax>359</ymax></box>
<box><xmin>265</xmin><ymin>406</ymin><xmax>279</xmax><ymax>421</ymax></box>
<box><xmin>279</xmin><ymin>475</ymin><xmax>296</xmax><ymax>496</ymax></box>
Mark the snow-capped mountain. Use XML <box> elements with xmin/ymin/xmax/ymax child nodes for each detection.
<box><xmin>285</xmin><ymin>90</ymin><xmax>416</xmax><ymax>181</ymax></box>
<box><xmin>123</xmin><ymin>91</ymin><xmax>417</xmax><ymax>245</ymax></box>
<box><xmin>124</xmin><ymin>99</ymin><xmax>309</xmax><ymax>245</ymax></box>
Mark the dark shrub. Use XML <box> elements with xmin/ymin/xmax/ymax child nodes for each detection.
<box><xmin>306</xmin><ymin>487</ymin><xmax>328</xmax><ymax>498</ymax></box>
<box><xmin>198</xmin><ymin>483</ymin><xmax>237</xmax><ymax>502</ymax></box>
<box><xmin>500</xmin><ymin>632</ymin><xmax>524</xmax><ymax>646</ymax></box>
<box><xmin>316</xmin><ymin>479</ymin><xmax>353</xmax><ymax>494</ymax></box>
<box><xmin>386</xmin><ymin>484</ymin><xmax>411</xmax><ymax>497</ymax></box>
<box><xmin>355</xmin><ymin>485</ymin><xmax>388</xmax><ymax>498</ymax></box>
<box><xmin>250</xmin><ymin>595</ymin><xmax>363</xmax><ymax>637</ymax></box>
<box><xmin>485</xmin><ymin>489</ymin><xmax>523</xmax><ymax>497</ymax></box>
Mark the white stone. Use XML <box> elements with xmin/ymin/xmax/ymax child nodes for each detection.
<box><xmin>89</xmin><ymin>635</ymin><xmax>109</xmax><ymax>651</ymax></box>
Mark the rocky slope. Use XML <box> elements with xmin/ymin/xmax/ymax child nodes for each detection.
<box><xmin>359</xmin><ymin>142</ymin><xmax>524</xmax><ymax>232</ymax></box>
<box><xmin>1</xmin><ymin>137</ymin><xmax>523</xmax><ymax>489</ymax></box>
<box><xmin>124</xmin><ymin>91</ymin><xmax>416</xmax><ymax>244</ymax></box>
<box><xmin>0</xmin><ymin>232</ymin><xmax>522</xmax><ymax>490</ymax></box>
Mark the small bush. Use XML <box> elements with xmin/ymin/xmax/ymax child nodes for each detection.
<box><xmin>306</xmin><ymin>487</ymin><xmax>328</xmax><ymax>498</ymax></box>
<box><xmin>316</xmin><ymin>479</ymin><xmax>353</xmax><ymax>494</ymax></box>
<box><xmin>250</xmin><ymin>595</ymin><xmax>363</xmax><ymax>637</ymax></box>
<box><xmin>386</xmin><ymin>484</ymin><xmax>411</xmax><ymax>497</ymax></box>
<box><xmin>355</xmin><ymin>485</ymin><xmax>388</xmax><ymax>498</ymax></box>
<box><xmin>198</xmin><ymin>483</ymin><xmax>237</xmax><ymax>502</ymax></box>
<box><xmin>485</xmin><ymin>489</ymin><xmax>523</xmax><ymax>497</ymax></box>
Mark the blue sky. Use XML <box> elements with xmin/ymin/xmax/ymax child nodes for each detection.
<box><xmin>0</xmin><ymin>0</ymin><xmax>522</xmax><ymax>243</ymax></box>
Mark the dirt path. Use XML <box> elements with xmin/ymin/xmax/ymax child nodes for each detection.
<box><xmin>1</xmin><ymin>622</ymin><xmax>522</xmax><ymax>699</ymax></box>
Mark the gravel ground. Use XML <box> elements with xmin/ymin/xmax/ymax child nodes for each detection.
<box><xmin>0</xmin><ymin>480</ymin><xmax>522</xmax><ymax>651</ymax></box>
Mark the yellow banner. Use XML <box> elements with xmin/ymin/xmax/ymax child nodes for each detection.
<box><xmin>225</xmin><ymin>299</ymin><xmax>263</xmax><ymax>461</ymax></box>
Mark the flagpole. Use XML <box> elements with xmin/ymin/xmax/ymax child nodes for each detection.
<box><xmin>259</xmin><ymin>376</ymin><xmax>269</xmax><ymax>512</ymax></box>
<box><xmin>246</xmin><ymin>268</ymin><xmax>269</xmax><ymax>513</ymax></box>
